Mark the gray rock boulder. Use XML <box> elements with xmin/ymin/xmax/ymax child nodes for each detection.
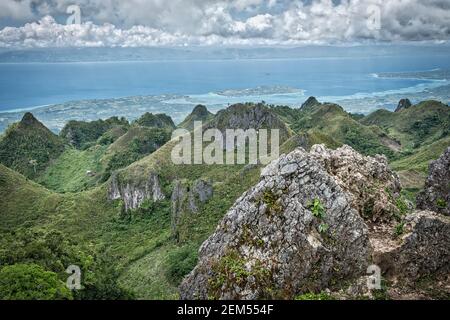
<box><xmin>180</xmin><ymin>146</ymin><xmax>372</xmax><ymax>300</ymax></box>
<box><xmin>309</xmin><ymin>144</ymin><xmax>402</xmax><ymax>222</ymax></box>
<box><xmin>395</xmin><ymin>210</ymin><xmax>450</xmax><ymax>280</ymax></box>
<box><xmin>417</xmin><ymin>147</ymin><xmax>450</xmax><ymax>216</ymax></box>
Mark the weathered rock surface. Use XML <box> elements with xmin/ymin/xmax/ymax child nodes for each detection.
<box><xmin>395</xmin><ymin>99</ymin><xmax>412</xmax><ymax>112</ymax></box>
<box><xmin>180</xmin><ymin>144</ymin><xmax>450</xmax><ymax>300</ymax></box>
<box><xmin>417</xmin><ymin>147</ymin><xmax>450</xmax><ymax>216</ymax></box>
<box><xmin>309</xmin><ymin>144</ymin><xmax>402</xmax><ymax>222</ymax></box>
<box><xmin>108</xmin><ymin>172</ymin><xmax>165</xmax><ymax>211</ymax></box>
<box><xmin>205</xmin><ymin>103</ymin><xmax>291</xmax><ymax>147</ymax></box>
<box><xmin>180</xmin><ymin>146</ymin><xmax>373</xmax><ymax>300</ymax></box>
<box><xmin>395</xmin><ymin>211</ymin><xmax>450</xmax><ymax>280</ymax></box>
<box><xmin>330</xmin><ymin>210</ymin><xmax>450</xmax><ymax>300</ymax></box>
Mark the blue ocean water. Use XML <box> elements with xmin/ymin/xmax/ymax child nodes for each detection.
<box><xmin>0</xmin><ymin>54</ymin><xmax>450</xmax><ymax>112</ymax></box>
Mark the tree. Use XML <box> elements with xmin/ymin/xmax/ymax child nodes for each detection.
<box><xmin>0</xmin><ymin>264</ymin><xmax>73</xmax><ymax>300</ymax></box>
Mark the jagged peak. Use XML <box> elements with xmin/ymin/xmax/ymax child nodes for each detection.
<box><xmin>20</xmin><ymin>112</ymin><xmax>40</xmax><ymax>126</ymax></box>
<box><xmin>395</xmin><ymin>98</ymin><xmax>412</xmax><ymax>112</ymax></box>
<box><xmin>300</xmin><ymin>96</ymin><xmax>320</xmax><ymax>110</ymax></box>
<box><xmin>191</xmin><ymin>104</ymin><xmax>210</xmax><ymax>117</ymax></box>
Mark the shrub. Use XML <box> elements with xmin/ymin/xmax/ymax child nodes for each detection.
<box><xmin>0</xmin><ymin>264</ymin><xmax>73</xmax><ymax>300</ymax></box>
<box><xmin>165</xmin><ymin>245</ymin><xmax>198</xmax><ymax>286</ymax></box>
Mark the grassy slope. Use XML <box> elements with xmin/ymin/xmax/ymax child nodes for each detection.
<box><xmin>0</xmin><ymin>163</ymin><xmax>181</xmax><ymax>298</ymax></box>
<box><xmin>362</xmin><ymin>100</ymin><xmax>450</xmax><ymax>191</ymax></box>
<box><xmin>36</xmin><ymin>146</ymin><xmax>107</xmax><ymax>193</ymax></box>
<box><xmin>361</xmin><ymin>100</ymin><xmax>450</xmax><ymax>149</ymax></box>
<box><xmin>114</xmin><ymin>140</ymin><xmax>268</xmax><ymax>298</ymax></box>
<box><xmin>37</xmin><ymin>125</ymin><xmax>171</xmax><ymax>193</ymax></box>
<box><xmin>289</xmin><ymin>103</ymin><xmax>397</xmax><ymax>158</ymax></box>
<box><xmin>391</xmin><ymin>136</ymin><xmax>450</xmax><ymax>191</ymax></box>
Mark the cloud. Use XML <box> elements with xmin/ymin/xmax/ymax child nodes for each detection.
<box><xmin>0</xmin><ymin>0</ymin><xmax>449</xmax><ymax>47</ymax></box>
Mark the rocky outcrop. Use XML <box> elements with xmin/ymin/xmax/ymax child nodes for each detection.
<box><xmin>328</xmin><ymin>210</ymin><xmax>450</xmax><ymax>300</ymax></box>
<box><xmin>171</xmin><ymin>179</ymin><xmax>214</xmax><ymax>240</ymax></box>
<box><xmin>180</xmin><ymin>146</ymin><xmax>373</xmax><ymax>299</ymax></box>
<box><xmin>301</xmin><ymin>97</ymin><xmax>320</xmax><ymax>110</ymax></box>
<box><xmin>108</xmin><ymin>172</ymin><xmax>165</xmax><ymax>211</ymax></box>
<box><xmin>417</xmin><ymin>147</ymin><xmax>450</xmax><ymax>216</ymax></box>
<box><xmin>309</xmin><ymin>144</ymin><xmax>402</xmax><ymax>222</ymax></box>
<box><xmin>20</xmin><ymin>112</ymin><xmax>40</xmax><ymax>126</ymax></box>
<box><xmin>395</xmin><ymin>99</ymin><xmax>412</xmax><ymax>112</ymax></box>
<box><xmin>394</xmin><ymin>211</ymin><xmax>449</xmax><ymax>280</ymax></box>
<box><xmin>180</xmin><ymin>144</ymin><xmax>450</xmax><ymax>300</ymax></box>
<box><xmin>371</xmin><ymin>210</ymin><xmax>450</xmax><ymax>279</ymax></box>
<box><xmin>205</xmin><ymin>103</ymin><xmax>291</xmax><ymax>145</ymax></box>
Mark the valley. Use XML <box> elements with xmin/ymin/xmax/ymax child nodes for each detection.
<box><xmin>0</xmin><ymin>97</ymin><xmax>449</xmax><ymax>299</ymax></box>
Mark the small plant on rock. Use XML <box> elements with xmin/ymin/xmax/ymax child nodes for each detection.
<box><xmin>309</xmin><ymin>198</ymin><xmax>326</xmax><ymax>219</ymax></box>
<box><xmin>436</xmin><ymin>198</ymin><xmax>447</xmax><ymax>209</ymax></box>
<box><xmin>318</xmin><ymin>223</ymin><xmax>329</xmax><ymax>234</ymax></box>
<box><xmin>394</xmin><ymin>222</ymin><xmax>405</xmax><ymax>237</ymax></box>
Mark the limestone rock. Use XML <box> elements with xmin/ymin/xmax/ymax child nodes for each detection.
<box><xmin>309</xmin><ymin>144</ymin><xmax>402</xmax><ymax>222</ymax></box>
<box><xmin>395</xmin><ymin>211</ymin><xmax>450</xmax><ymax>280</ymax></box>
<box><xmin>204</xmin><ymin>103</ymin><xmax>291</xmax><ymax>147</ymax></box>
<box><xmin>108</xmin><ymin>172</ymin><xmax>165</xmax><ymax>211</ymax></box>
<box><xmin>417</xmin><ymin>147</ymin><xmax>450</xmax><ymax>216</ymax></box>
<box><xmin>180</xmin><ymin>146</ymin><xmax>372</xmax><ymax>300</ymax></box>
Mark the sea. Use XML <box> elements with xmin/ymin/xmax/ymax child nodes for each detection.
<box><xmin>0</xmin><ymin>47</ymin><xmax>449</xmax><ymax>132</ymax></box>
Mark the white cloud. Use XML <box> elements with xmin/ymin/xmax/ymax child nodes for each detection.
<box><xmin>0</xmin><ymin>0</ymin><xmax>34</xmax><ymax>20</ymax></box>
<box><xmin>0</xmin><ymin>0</ymin><xmax>449</xmax><ymax>47</ymax></box>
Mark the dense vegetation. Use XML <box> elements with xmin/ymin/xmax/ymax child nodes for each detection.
<box><xmin>134</xmin><ymin>112</ymin><xmax>176</xmax><ymax>130</ymax></box>
<box><xmin>0</xmin><ymin>113</ymin><xmax>66</xmax><ymax>178</ymax></box>
<box><xmin>60</xmin><ymin>116</ymin><xmax>129</xmax><ymax>149</ymax></box>
<box><xmin>0</xmin><ymin>99</ymin><xmax>448</xmax><ymax>300</ymax></box>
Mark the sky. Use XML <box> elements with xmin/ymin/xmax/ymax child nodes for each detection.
<box><xmin>0</xmin><ymin>0</ymin><xmax>449</xmax><ymax>48</ymax></box>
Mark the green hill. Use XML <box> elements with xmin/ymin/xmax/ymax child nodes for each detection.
<box><xmin>361</xmin><ymin>100</ymin><xmax>450</xmax><ymax>149</ymax></box>
<box><xmin>60</xmin><ymin>116</ymin><xmax>129</xmax><ymax>149</ymax></box>
<box><xmin>134</xmin><ymin>113</ymin><xmax>176</xmax><ymax>130</ymax></box>
<box><xmin>0</xmin><ymin>113</ymin><xmax>66</xmax><ymax>178</ymax></box>
<box><xmin>281</xmin><ymin>100</ymin><xmax>398</xmax><ymax>158</ymax></box>
<box><xmin>37</xmin><ymin>114</ymin><xmax>174</xmax><ymax>192</ymax></box>
<box><xmin>101</xmin><ymin>126</ymin><xmax>172</xmax><ymax>181</ymax></box>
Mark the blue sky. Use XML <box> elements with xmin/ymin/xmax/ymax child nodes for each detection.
<box><xmin>0</xmin><ymin>0</ymin><xmax>449</xmax><ymax>47</ymax></box>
